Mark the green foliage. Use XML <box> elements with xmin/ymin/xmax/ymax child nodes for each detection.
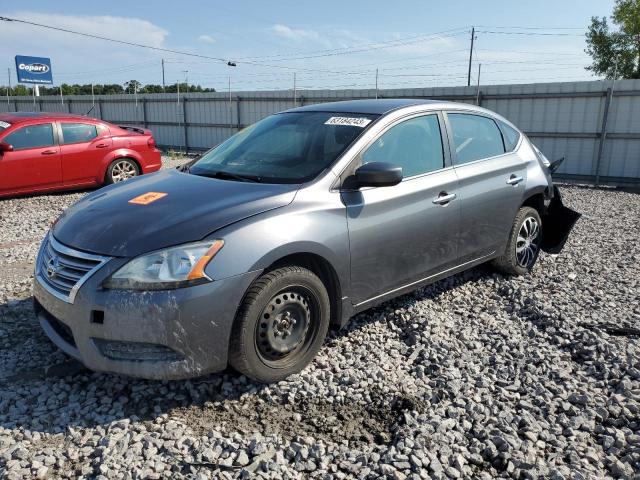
<box><xmin>586</xmin><ymin>0</ymin><xmax>640</xmax><ymax>79</ymax></box>
<box><xmin>0</xmin><ymin>81</ymin><xmax>216</xmax><ymax>96</ymax></box>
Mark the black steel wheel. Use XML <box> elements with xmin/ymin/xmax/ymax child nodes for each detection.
<box><xmin>229</xmin><ymin>266</ymin><xmax>330</xmax><ymax>383</ymax></box>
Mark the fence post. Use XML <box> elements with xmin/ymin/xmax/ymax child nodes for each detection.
<box><xmin>67</xmin><ymin>98</ymin><xmax>72</xmax><ymax>114</ymax></box>
<box><xmin>476</xmin><ymin>90</ymin><xmax>483</xmax><ymax>107</ymax></box>
<box><xmin>13</xmin><ymin>100</ymin><xmax>18</xmax><ymax>112</ymax></box>
<box><xmin>97</xmin><ymin>99</ymin><xmax>103</xmax><ymax>120</ymax></box>
<box><xmin>182</xmin><ymin>98</ymin><xmax>189</xmax><ymax>154</ymax></box>
<box><xmin>142</xmin><ymin>98</ymin><xmax>148</xmax><ymax>128</ymax></box>
<box><xmin>595</xmin><ymin>87</ymin><xmax>613</xmax><ymax>186</ymax></box>
<box><xmin>37</xmin><ymin>98</ymin><xmax>42</xmax><ymax>112</ymax></box>
<box><xmin>236</xmin><ymin>96</ymin><xmax>241</xmax><ymax>130</ymax></box>
<box><xmin>299</xmin><ymin>95</ymin><xmax>305</xmax><ymax>106</ymax></box>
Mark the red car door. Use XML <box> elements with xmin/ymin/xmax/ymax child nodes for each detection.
<box><xmin>58</xmin><ymin>122</ymin><xmax>112</xmax><ymax>186</ymax></box>
<box><xmin>0</xmin><ymin>122</ymin><xmax>62</xmax><ymax>195</ymax></box>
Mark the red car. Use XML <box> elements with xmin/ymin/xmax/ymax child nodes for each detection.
<box><xmin>0</xmin><ymin>112</ymin><xmax>162</xmax><ymax>197</ymax></box>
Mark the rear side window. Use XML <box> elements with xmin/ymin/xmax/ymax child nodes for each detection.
<box><xmin>61</xmin><ymin>123</ymin><xmax>98</xmax><ymax>144</ymax></box>
<box><xmin>448</xmin><ymin>113</ymin><xmax>505</xmax><ymax>165</ymax></box>
<box><xmin>362</xmin><ymin>115</ymin><xmax>444</xmax><ymax>178</ymax></box>
<box><xmin>499</xmin><ymin>120</ymin><xmax>521</xmax><ymax>151</ymax></box>
<box><xmin>4</xmin><ymin>123</ymin><xmax>54</xmax><ymax>150</ymax></box>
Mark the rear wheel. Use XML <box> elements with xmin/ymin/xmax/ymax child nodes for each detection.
<box><xmin>105</xmin><ymin>158</ymin><xmax>139</xmax><ymax>184</ymax></box>
<box><xmin>492</xmin><ymin>206</ymin><xmax>542</xmax><ymax>276</ymax></box>
<box><xmin>229</xmin><ymin>266</ymin><xmax>330</xmax><ymax>383</ymax></box>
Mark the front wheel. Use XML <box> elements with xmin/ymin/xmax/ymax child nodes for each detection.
<box><xmin>229</xmin><ymin>266</ymin><xmax>330</xmax><ymax>383</ymax></box>
<box><xmin>105</xmin><ymin>158</ymin><xmax>139</xmax><ymax>184</ymax></box>
<box><xmin>492</xmin><ymin>207</ymin><xmax>542</xmax><ymax>276</ymax></box>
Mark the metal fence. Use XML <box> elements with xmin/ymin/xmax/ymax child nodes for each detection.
<box><xmin>2</xmin><ymin>79</ymin><xmax>640</xmax><ymax>186</ymax></box>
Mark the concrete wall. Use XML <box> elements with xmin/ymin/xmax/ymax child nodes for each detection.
<box><xmin>2</xmin><ymin>79</ymin><xmax>639</xmax><ymax>185</ymax></box>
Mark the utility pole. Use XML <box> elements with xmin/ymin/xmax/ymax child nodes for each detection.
<box><xmin>476</xmin><ymin>63</ymin><xmax>482</xmax><ymax>105</ymax></box>
<box><xmin>161</xmin><ymin>59</ymin><xmax>166</xmax><ymax>92</ymax></box>
<box><xmin>293</xmin><ymin>72</ymin><xmax>296</xmax><ymax>106</ymax></box>
<box><xmin>375</xmin><ymin>68</ymin><xmax>379</xmax><ymax>99</ymax></box>
<box><xmin>467</xmin><ymin>26</ymin><xmax>475</xmax><ymax>87</ymax></box>
<box><xmin>91</xmin><ymin>83</ymin><xmax>95</xmax><ymax>108</ymax></box>
<box><xmin>228</xmin><ymin>76</ymin><xmax>232</xmax><ymax>129</ymax></box>
<box><xmin>60</xmin><ymin>85</ymin><xmax>64</xmax><ymax>105</ymax></box>
<box><xmin>6</xmin><ymin>68</ymin><xmax>10</xmax><ymax>107</ymax></box>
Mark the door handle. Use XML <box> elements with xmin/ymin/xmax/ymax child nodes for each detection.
<box><xmin>506</xmin><ymin>174</ymin><xmax>524</xmax><ymax>186</ymax></box>
<box><xmin>41</xmin><ymin>149</ymin><xmax>57</xmax><ymax>155</ymax></box>
<box><xmin>433</xmin><ymin>192</ymin><xmax>457</xmax><ymax>205</ymax></box>
<box><xmin>95</xmin><ymin>143</ymin><xmax>109</xmax><ymax>148</ymax></box>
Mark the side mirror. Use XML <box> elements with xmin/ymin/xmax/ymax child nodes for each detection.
<box><xmin>0</xmin><ymin>142</ymin><xmax>13</xmax><ymax>153</ymax></box>
<box><xmin>351</xmin><ymin>162</ymin><xmax>402</xmax><ymax>188</ymax></box>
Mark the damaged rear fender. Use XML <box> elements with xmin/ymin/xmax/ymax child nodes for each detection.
<box><xmin>540</xmin><ymin>186</ymin><xmax>581</xmax><ymax>254</ymax></box>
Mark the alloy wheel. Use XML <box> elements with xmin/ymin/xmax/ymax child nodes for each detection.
<box><xmin>516</xmin><ymin>216</ymin><xmax>541</xmax><ymax>268</ymax></box>
<box><xmin>111</xmin><ymin>160</ymin><xmax>137</xmax><ymax>182</ymax></box>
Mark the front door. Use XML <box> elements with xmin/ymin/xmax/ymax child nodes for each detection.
<box><xmin>342</xmin><ymin>113</ymin><xmax>460</xmax><ymax>305</ymax></box>
<box><xmin>0</xmin><ymin>122</ymin><xmax>62</xmax><ymax>195</ymax></box>
<box><xmin>444</xmin><ymin>112</ymin><xmax>526</xmax><ymax>262</ymax></box>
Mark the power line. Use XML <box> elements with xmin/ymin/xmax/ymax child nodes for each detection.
<box><xmin>236</xmin><ymin>27</ymin><xmax>470</xmax><ymax>61</ymax></box>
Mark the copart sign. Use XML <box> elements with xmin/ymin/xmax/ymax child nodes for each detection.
<box><xmin>15</xmin><ymin>55</ymin><xmax>53</xmax><ymax>84</ymax></box>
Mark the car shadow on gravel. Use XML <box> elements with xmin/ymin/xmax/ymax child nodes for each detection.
<box><xmin>0</xmin><ymin>264</ymin><xmax>494</xmax><ymax>446</ymax></box>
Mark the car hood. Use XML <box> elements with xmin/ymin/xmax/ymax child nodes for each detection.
<box><xmin>52</xmin><ymin>169</ymin><xmax>300</xmax><ymax>257</ymax></box>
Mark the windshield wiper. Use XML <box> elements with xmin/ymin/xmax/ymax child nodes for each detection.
<box><xmin>190</xmin><ymin>169</ymin><xmax>262</xmax><ymax>183</ymax></box>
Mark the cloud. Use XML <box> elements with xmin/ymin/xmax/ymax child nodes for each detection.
<box><xmin>271</xmin><ymin>24</ymin><xmax>320</xmax><ymax>42</ymax></box>
<box><xmin>198</xmin><ymin>34</ymin><xmax>216</xmax><ymax>44</ymax></box>
<box><xmin>0</xmin><ymin>11</ymin><xmax>169</xmax><ymax>84</ymax></box>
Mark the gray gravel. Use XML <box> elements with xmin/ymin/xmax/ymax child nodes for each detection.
<box><xmin>0</xmin><ymin>162</ymin><xmax>638</xmax><ymax>479</ymax></box>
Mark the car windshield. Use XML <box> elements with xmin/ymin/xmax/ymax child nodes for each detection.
<box><xmin>189</xmin><ymin>111</ymin><xmax>378</xmax><ymax>183</ymax></box>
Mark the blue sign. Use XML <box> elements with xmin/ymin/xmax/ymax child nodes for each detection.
<box><xmin>15</xmin><ymin>55</ymin><xmax>53</xmax><ymax>84</ymax></box>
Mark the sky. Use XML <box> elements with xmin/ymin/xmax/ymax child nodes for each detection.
<box><xmin>0</xmin><ymin>0</ymin><xmax>615</xmax><ymax>92</ymax></box>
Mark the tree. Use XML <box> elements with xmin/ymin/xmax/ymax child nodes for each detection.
<box><xmin>586</xmin><ymin>0</ymin><xmax>640</xmax><ymax>79</ymax></box>
<box><xmin>123</xmin><ymin>79</ymin><xmax>142</xmax><ymax>94</ymax></box>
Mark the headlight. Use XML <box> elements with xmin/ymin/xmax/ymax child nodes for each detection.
<box><xmin>103</xmin><ymin>240</ymin><xmax>224</xmax><ymax>290</ymax></box>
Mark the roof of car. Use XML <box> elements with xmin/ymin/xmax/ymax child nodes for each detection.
<box><xmin>0</xmin><ymin>112</ymin><xmax>98</xmax><ymax>124</ymax></box>
<box><xmin>284</xmin><ymin>98</ymin><xmax>445</xmax><ymax>115</ymax></box>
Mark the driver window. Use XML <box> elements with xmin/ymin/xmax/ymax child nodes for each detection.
<box><xmin>3</xmin><ymin>123</ymin><xmax>54</xmax><ymax>150</ymax></box>
<box><xmin>362</xmin><ymin>114</ymin><xmax>444</xmax><ymax>178</ymax></box>
<box><xmin>448</xmin><ymin>113</ymin><xmax>505</xmax><ymax>165</ymax></box>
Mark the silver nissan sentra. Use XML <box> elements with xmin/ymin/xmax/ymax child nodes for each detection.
<box><xmin>33</xmin><ymin>99</ymin><xmax>580</xmax><ymax>382</ymax></box>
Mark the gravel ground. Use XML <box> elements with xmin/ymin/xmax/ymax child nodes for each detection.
<box><xmin>0</xmin><ymin>158</ymin><xmax>638</xmax><ymax>479</ymax></box>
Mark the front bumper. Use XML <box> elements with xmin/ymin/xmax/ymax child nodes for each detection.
<box><xmin>33</xmin><ymin>257</ymin><xmax>259</xmax><ymax>380</ymax></box>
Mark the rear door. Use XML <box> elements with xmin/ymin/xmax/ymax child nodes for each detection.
<box><xmin>342</xmin><ymin>112</ymin><xmax>461</xmax><ymax>305</ymax></box>
<box><xmin>59</xmin><ymin>122</ymin><xmax>112</xmax><ymax>185</ymax></box>
<box><xmin>444</xmin><ymin>112</ymin><xmax>526</xmax><ymax>262</ymax></box>
<box><xmin>0</xmin><ymin>122</ymin><xmax>62</xmax><ymax>194</ymax></box>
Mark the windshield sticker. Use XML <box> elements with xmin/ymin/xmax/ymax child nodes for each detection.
<box><xmin>324</xmin><ymin>117</ymin><xmax>372</xmax><ymax>128</ymax></box>
<box><xmin>128</xmin><ymin>192</ymin><xmax>167</xmax><ymax>205</ymax></box>
<box><xmin>0</xmin><ymin>121</ymin><xmax>11</xmax><ymax>129</ymax></box>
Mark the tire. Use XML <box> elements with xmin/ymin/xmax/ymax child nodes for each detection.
<box><xmin>492</xmin><ymin>206</ymin><xmax>542</xmax><ymax>276</ymax></box>
<box><xmin>229</xmin><ymin>266</ymin><xmax>330</xmax><ymax>383</ymax></box>
<box><xmin>105</xmin><ymin>158</ymin><xmax>140</xmax><ymax>184</ymax></box>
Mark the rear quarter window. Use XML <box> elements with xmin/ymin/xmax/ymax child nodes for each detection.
<box><xmin>498</xmin><ymin>120</ymin><xmax>521</xmax><ymax>152</ymax></box>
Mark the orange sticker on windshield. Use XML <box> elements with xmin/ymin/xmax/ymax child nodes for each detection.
<box><xmin>128</xmin><ymin>192</ymin><xmax>167</xmax><ymax>205</ymax></box>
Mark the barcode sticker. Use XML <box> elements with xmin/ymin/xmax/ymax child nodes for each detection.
<box><xmin>324</xmin><ymin>117</ymin><xmax>372</xmax><ymax>127</ymax></box>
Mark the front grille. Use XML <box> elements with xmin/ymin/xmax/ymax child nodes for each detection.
<box><xmin>93</xmin><ymin>339</ymin><xmax>184</xmax><ymax>362</ymax></box>
<box><xmin>37</xmin><ymin>234</ymin><xmax>110</xmax><ymax>303</ymax></box>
